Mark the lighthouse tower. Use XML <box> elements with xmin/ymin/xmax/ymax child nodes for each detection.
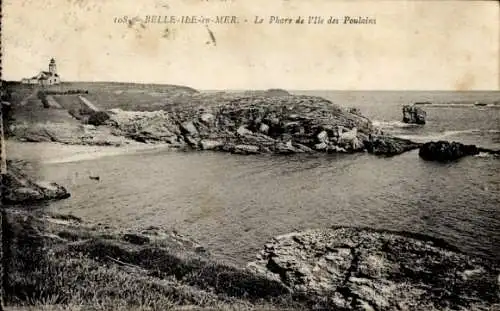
<box><xmin>49</xmin><ymin>58</ymin><xmax>57</xmax><ymax>74</ymax></box>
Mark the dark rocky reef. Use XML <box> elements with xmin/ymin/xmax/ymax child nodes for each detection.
<box><xmin>419</xmin><ymin>141</ymin><xmax>479</xmax><ymax>162</ymax></box>
<box><xmin>418</xmin><ymin>141</ymin><xmax>500</xmax><ymax>162</ymax></box>
<box><xmin>419</xmin><ymin>141</ymin><xmax>500</xmax><ymax>162</ymax></box>
<box><xmin>1</xmin><ymin>160</ymin><xmax>70</xmax><ymax>204</ymax></box>
<box><xmin>402</xmin><ymin>104</ymin><xmax>426</xmax><ymax>124</ymax></box>
<box><xmin>248</xmin><ymin>227</ymin><xmax>500</xmax><ymax>311</ymax></box>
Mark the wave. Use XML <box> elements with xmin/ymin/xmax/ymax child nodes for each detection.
<box><xmin>372</xmin><ymin>120</ymin><xmax>420</xmax><ymax>129</ymax></box>
<box><xmin>474</xmin><ymin>152</ymin><xmax>494</xmax><ymax>158</ymax></box>
<box><xmin>394</xmin><ymin>129</ymin><xmax>500</xmax><ymax>142</ymax></box>
<box><xmin>405</xmin><ymin>103</ymin><xmax>500</xmax><ymax>109</ymax></box>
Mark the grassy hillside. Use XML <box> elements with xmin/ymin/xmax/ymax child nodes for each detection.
<box><xmin>3</xmin><ymin>81</ymin><xmax>199</xmax><ymax>111</ymax></box>
<box><xmin>2</xmin><ymin>208</ymin><xmax>306</xmax><ymax>311</ymax></box>
<box><xmin>45</xmin><ymin>82</ymin><xmax>200</xmax><ymax>112</ymax></box>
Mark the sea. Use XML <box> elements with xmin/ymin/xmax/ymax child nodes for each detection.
<box><xmin>30</xmin><ymin>91</ymin><xmax>500</xmax><ymax>265</ymax></box>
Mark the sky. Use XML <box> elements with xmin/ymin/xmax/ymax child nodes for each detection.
<box><xmin>2</xmin><ymin>0</ymin><xmax>499</xmax><ymax>90</ymax></box>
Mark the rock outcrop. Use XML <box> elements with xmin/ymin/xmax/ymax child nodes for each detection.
<box><xmin>107</xmin><ymin>95</ymin><xmax>419</xmax><ymax>156</ymax></box>
<box><xmin>402</xmin><ymin>105</ymin><xmax>426</xmax><ymax>124</ymax></box>
<box><xmin>6</xmin><ymin>88</ymin><xmax>422</xmax><ymax>156</ymax></box>
<box><xmin>106</xmin><ymin>109</ymin><xmax>184</xmax><ymax>145</ymax></box>
<box><xmin>348</xmin><ymin>107</ymin><xmax>363</xmax><ymax>117</ymax></box>
<box><xmin>1</xmin><ymin>161</ymin><xmax>70</xmax><ymax>204</ymax></box>
<box><xmin>419</xmin><ymin>141</ymin><xmax>480</xmax><ymax>162</ymax></box>
<box><xmin>248</xmin><ymin>227</ymin><xmax>500</xmax><ymax>311</ymax></box>
<box><xmin>365</xmin><ymin>135</ymin><xmax>422</xmax><ymax>156</ymax></box>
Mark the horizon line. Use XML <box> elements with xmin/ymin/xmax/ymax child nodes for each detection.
<box><xmin>1</xmin><ymin>80</ymin><xmax>499</xmax><ymax>92</ymax></box>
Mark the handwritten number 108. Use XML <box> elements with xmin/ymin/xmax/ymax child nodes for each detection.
<box><xmin>114</xmin><ymin>16</ymin><xmax>129</xmax><ymax>23</ymax></box>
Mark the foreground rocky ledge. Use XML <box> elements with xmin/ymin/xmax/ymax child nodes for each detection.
<box><xmin>248</xmin><ymin>227</ymin><xmax>500</xmax><ymax>311</ymax></box>
<box><xmin>1</xmin><ymin>160</ymin><xmax>70</xmax><ymax>204</ymax></box>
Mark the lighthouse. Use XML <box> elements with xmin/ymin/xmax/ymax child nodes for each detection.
<box><xmin>49</xmin><ymin>58</ymin><xmax>57</xmax><ymax>75</ymax></box>
<box><xmin>21</xmin><ymin>58</ymin><xmax>61</xmax><ymax>85</ymax></box>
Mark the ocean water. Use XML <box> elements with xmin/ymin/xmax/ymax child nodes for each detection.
<box><xmin>33</xmin><ymin>91</ymin><xmax>500</xmax><ymax>265</ymax></box>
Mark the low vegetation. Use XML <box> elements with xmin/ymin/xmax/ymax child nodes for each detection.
<box><xmin>86</xmin><ymin>111</ymin><xmax>111</xmax><ymax>126</ymax></box>
<box><xmin>2</xmin><ymin>209</ymin><xmax>307</xmax><ymax>310</ymax></box>
<box><xmin>36</xmin><ymin>91</ymin><xmax>50</xmax><ymax>108</ymax></box>
<box><xmin>43</xmin><ymin>89</ymin><xmax>89</xmax><ymax>95</ymax></box>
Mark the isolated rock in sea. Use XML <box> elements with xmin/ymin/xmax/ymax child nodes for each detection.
<box><xmin>1</xmin><ymin>161</ymin><xmax>70</xmax><ymax>204</ymax></box>
<box><xmin>402</xmin><ymin>105</ymin><xmax>426</xmax><ymax>124</ymax></box>
<box><xmin>247</xmin><ymin>227</ymin><xmax>500</xmax><ymax>311</ymax></box>
<box><xmin>419</xmin><ymin>141</ymin><xmax>480</xmax><ymax>162</ymax></box>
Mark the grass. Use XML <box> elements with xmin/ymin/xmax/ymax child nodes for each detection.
<box><xmin>44</xmin><ymin>82</ymin><xmax>200</xmax><ymax>112</ymax></box>
<box><xmin>2</xmin><ymin>209</ymin><xmax>308</xmax><ymax>311</ymax></box>
<box><xmin>3</xmin><ymin>81</ymin><xmax>296</xmax><ymax>116</ymax></box>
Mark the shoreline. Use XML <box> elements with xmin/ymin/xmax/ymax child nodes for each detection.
<box><xmin>6</xmin><ymin>140</ymin><xmax>174</xmax><ymax>164</ymax></box>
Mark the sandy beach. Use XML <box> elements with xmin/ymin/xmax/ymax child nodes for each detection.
<box><xmin>6</xmin><ymin>140</ymin><xmax>173</xmax><ymax>164</ymax></box>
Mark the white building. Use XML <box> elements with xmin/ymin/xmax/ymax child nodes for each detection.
<box><xmin>21</xmin><ymin>58</ymin><xmax>61</xmax><ymax>86</ymax></box>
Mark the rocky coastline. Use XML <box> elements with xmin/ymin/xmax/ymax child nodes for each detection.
<box><xmin>6</xmin><ymin>84</ymin><xmax>499</xmax><ymax>162</ymax></box>
<box><xmin>5</xmin><ymin>88</ymin><xmax>423</xmax><ymax>157</ymax></box>
<box><xmin>2</xmin><ymin>84</ymin><xmax>500</xmax><ymax>309</ymax></box>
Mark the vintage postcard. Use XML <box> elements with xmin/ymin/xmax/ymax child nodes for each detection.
<box><xmin>1</xmin><ymin>0</ymin><xmax>499</xmax><ymax>310</ymax></box>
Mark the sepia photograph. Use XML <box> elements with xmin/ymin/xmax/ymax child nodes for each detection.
<box><xmin>1</xmin><ymin>0</ymin><xmax>499</xmax><ymax>310</ymax></box>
